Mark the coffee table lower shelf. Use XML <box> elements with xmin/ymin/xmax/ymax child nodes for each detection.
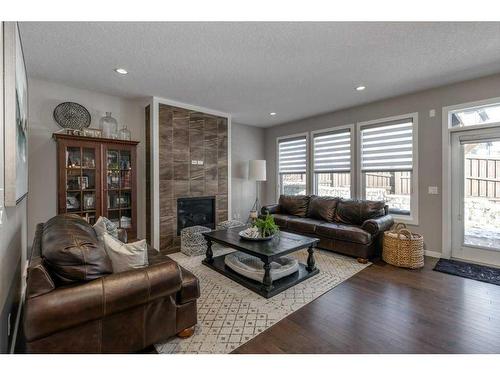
<box><xmin>202</xmin><ymin>254</ymin><xmax>319</xmax><ymax>298</ymax></box>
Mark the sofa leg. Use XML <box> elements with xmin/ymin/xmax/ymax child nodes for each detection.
<box><xmin>357</xmin><ymin>257</ymin><xmax>368</xmax><ymax>264</ymax></box>
<box><xmin>177</xmin><ymin>326</ymin><xmax>195</xmax><ymax>339</ymax></box>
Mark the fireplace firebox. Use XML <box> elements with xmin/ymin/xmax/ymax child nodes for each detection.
<box><xmin>177</xmin><ymin>196</ymin><xmax>216</xmax><ymax>235</ymax></box>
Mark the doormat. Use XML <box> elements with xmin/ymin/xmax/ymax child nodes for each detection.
<box><xmin>433</xmin><ymin>258</ymin><xmax>500</xmax><ymax>286</ymax></box>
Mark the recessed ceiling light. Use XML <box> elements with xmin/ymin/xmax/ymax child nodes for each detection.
<box><xmin>270</xmin><ymin>112</ymin><xmax>277</xmax><ymax>116</ymax></box>
<box><xmin>356</xmin><ymin>85</ymin><xmax>366</xmax><ymax>91</ymax></box>
<box><xmin>114</xmin><ymin>68</ymin><xmax>128</xmax><ymax>75</ymax></box>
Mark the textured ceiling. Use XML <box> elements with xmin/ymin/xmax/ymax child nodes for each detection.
<box><xmin>19</xmin><ymin>22</ymin><xmax>500</xmax><ymax>127</ymax></box>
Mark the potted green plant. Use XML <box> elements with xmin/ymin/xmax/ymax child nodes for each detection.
<box><xmin>240</xmin><ymin>214</ymin><xmax>279</xmax><ymax>240</ymax></box>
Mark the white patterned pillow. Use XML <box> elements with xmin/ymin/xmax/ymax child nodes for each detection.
<box><xmin>101</xmin><ymin>233</ymin><xmax>148</xmax><ymax>273</ymax></box>
<box><xmin>93</xmin><ymin>216</ymin><xmax>119</xmax><ymax>239</ymax></box>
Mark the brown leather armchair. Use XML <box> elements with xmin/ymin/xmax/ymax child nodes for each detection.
<box><xmin>23</xmin><ymin>214</ymin><xmax>199</xmax><ymax>353</ymax></box>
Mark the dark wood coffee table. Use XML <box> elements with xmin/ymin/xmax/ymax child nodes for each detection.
<box><xmin>202</xmin><ymin>227</ymin><xmax>320</xmax><ymax>298</ymax></box>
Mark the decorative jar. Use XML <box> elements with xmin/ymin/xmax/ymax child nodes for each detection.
<box><xmin>99</xmin><ymin>112</ymin><xmax>118</xmax><ymax>139</ymax></box>
<box><xmin>119</xmin><ymin>126</ymin><xmax>131</xmax><ymax>141</ymax></box>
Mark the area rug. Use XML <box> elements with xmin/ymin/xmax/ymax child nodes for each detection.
<box><xmin>155</xmin><ymin>248</ymin><xmax>369</xmax><ymax>354</ymax></box>
<box><xmin>434</xmin><ymin>258</ymin><xmax>500</xmax><ymax>286</ymax></box>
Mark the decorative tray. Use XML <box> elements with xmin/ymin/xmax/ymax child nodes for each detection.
<box><xmin>238</xmin><ymin>230</ymin><xmax>276</xmax><ymax>241</ymax></box>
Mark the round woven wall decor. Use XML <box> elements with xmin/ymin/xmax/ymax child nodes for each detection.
<box><xmin>53</xmin><ymin>102</ymin><xmax>91</xmax><ymax>129</ymax></box>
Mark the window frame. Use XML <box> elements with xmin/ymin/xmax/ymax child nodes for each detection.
<box><xmin>356</xmin><ymin>112</ymin><xmax>419</xmax><ymax>225</ymax></box>
<box><xmin>311</xmin><ymin>124</ymin><xmax>355</xmax><ymax>199</ymax></box>
<box><xmin>276</xmin><ymin>132</ymin><xmax>309</xmax><ymax>198</ymax></box>
<box><xmin>446</xmin><ymin>97</ymin><xmax>500</xmax><ymax>132</ymax></box>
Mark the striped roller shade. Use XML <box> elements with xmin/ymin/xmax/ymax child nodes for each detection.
<box><xmin>361</xmin><ymin>118</ymin><xmax>414</xmax><ymax>172</ymax></box>
<box><xmin>313</xmin><ymin>129</ymin><xmax>351</xmax><ymax>172</ymax></box>
<box><xmin>278</xmin><ymin>136</ymin><xmax>307</xmax><ymax>173</ymax></box>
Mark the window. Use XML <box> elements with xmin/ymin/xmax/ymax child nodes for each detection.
<box><xmin>450</xmin><ymin>102</ymin><xmax>500</xmax><ymax>128</ymax></box>
<box><xmin>359</xmin><ymin>114</ymin><xmax>418</xmax><ymax>222</ymax></box>
<box><xmin>312</xmin><ymin>127</ymin><xmax>352</xmax><ymax>198</ymax></box>
<box><xmin>278</xmin><ymin>135</ymin><xmax>307</xmax><ymax>195</ymax></box>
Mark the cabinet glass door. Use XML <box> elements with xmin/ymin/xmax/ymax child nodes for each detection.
<box><xmin>64</xmin><ymin>145</ymin><xmax>98</xmax><ymax>224</ymax></box>
<box><xmin>105</xmin><ymin>148</ymin><xmax>134</xmax><ymax>233</ymax></box>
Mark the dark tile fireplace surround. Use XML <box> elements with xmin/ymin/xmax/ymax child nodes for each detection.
<box><xmin>145</xmin><ymin>103</ymin><xmax>228</xmax><ymax>253</ymax></box>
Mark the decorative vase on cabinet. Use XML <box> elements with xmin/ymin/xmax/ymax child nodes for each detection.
<box><xmin>100</xmin><ymin>112</ymin><xmax>118</xmax><ymax>139</ymax></box>
<box><xmin>119</xmin><ymin>126</ymin><xmax>131</xmax><ymax>141</ymax></box>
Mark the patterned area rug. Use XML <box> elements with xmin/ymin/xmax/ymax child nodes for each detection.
<box><xmin>155</xmin><ymin>248</ymin><xmax>369</xmax><ymax>354</ymax></box>
<box><xmin>434</xmin><ymin>258</ymin><xmax>500</xmax><ymax>286</ymax></box>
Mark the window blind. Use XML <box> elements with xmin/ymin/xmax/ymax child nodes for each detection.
<box><xmin>313</xmin><ymin>129</ymin><xmax>351</xmax><ymax>172</ymax></box>
<box><xmin>278</xmin><ymin>136</ymin><xmax>307</xmax><ymax>173</ymax></box>
<box><xmin>361</xmin><ymin>118</ymin><xmax>414</xmax><ymax>172</ymax></box>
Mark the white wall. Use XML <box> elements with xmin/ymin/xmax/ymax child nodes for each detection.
<box><xmin>27</xmin><ymin>78</ymin><xmax>146</xmax><ymax>243</ymax></box>
<box><xmin>230</xmin><ymin>123</ymin><xmax>266</xmax><ymax>221</ymax></box>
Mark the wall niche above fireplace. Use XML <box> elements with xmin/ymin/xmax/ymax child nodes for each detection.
<box><xmin>145</xmin><ymin>102</ymin><xmax>229</xmax><ymax>253</ymax></box>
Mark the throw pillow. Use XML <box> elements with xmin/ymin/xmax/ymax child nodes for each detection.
<box><xmin>94</xmin><ymin>216</ymin><xmax>119</xmax><ymax>239</ymax></box>
<box><xmin>102</xmin><ymin>233</ymin><xmax>149</xmax><ymax>273</ymax></box>
<box><xmin>279</xmin><ymin>195</ymin><xmax>310</xmax><ymax>217</ymax></box>
<box><xmin>307</xmin><ymin>195</ymin><xmax>339</xmax><ymax>222</ymax></box>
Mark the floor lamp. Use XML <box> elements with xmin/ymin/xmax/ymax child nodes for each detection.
<box><xmin>249</xmin><ymin>160</ymin><xmax>266</xmax><ymax>221</ymax></box>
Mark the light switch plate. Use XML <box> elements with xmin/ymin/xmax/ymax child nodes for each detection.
<box><xmin>428</xmin><ymin>186</ymin><xmax>439</xmax><ymax>195</ymax></box>
<box><xmin>429</xmin><ymin>109</ymin><xmax>436</xmax><ymax>117</ymax></box>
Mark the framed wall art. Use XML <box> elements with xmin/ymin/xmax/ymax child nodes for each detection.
<box><xmin>4</xmin><ymin>22</ymin><xmax>29</xmax><ymax>206</ymax></box>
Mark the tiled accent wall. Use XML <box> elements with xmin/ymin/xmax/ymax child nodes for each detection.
<box><xmin>155</xmin><ymin>104</ymin><xmax>228</xmax><ymax>253</ymax></box>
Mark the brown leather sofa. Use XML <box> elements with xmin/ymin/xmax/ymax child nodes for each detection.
<box><xmin>262</xmin><ymin>195</ymin><xmax>394</xmax><ymax>262</ymax></box>
<box><xmin>22</xmin><ymin>214</ymin><xmax>200</xmax><ymax>353</ymax></box>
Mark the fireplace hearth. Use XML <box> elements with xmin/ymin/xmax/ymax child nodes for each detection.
<box><xmin>177</xmin><ymin>196</ymin><xmax>216</xmax><ymax>235</ymax></box>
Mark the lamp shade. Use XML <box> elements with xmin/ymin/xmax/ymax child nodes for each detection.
<box><xmin>248</xmin><ymin>160</ymin><xmax>267</xmax><ymax>181</ymax></box>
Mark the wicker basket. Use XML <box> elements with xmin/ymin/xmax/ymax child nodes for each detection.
<box><xmin>383</xmin><ymin>223</ymin><xmax>424</xmax><ymax>269</ymax></box>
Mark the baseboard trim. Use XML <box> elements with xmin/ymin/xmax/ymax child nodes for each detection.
<box><xmin>424</xmin><ymin>250</ymin><xmax>442</xmax><ymax>259</ymax></box>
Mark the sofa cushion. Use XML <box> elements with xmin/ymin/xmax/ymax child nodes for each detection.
<box><xmin>360</xmin><ymin>200</ymin><xmax>386</xmax><ymax>221</ymax></box>
<box><xmin>41</xmin><ymin>214</ymin><xmax>113</xmax><ymax>285</ymax></box>
<box><xmin>271</xmin><ymin>214</ymin><xmax>296</xmax><ymax>229</ymax></box>
<box><xmin>288</xmin><ymin>217</ymin><xmax>326</xmax><ymax>234</ymax></box>
<box><xmin>334</xmin><ymin>199</ymin><xmax>385</xmax><ymax>225</ymax></box>
<box><xmin>279</xmin><ymin>195</ymin><xmax>310</xmax><ymax>217</ymax></box>
<box><xmin>307</xmin><ymin>195</ymin><xmax>339</xmax><ymax>222</ymax></box>
<box><xmin>315</xmin><ymin>223</ymin><xmax>372</xmax><ymax>245</ymax></box>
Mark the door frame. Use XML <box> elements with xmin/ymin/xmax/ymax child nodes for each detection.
<box><xmin>442</xmin><ymin>96</ymin><xmax>500</xmax><ymax>259</ymax></box>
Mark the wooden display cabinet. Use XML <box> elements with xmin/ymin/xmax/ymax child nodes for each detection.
<box><xmin>54</xmin><ymin>133</ymin><xmax>139</xmax><ymax>239</ymax></box>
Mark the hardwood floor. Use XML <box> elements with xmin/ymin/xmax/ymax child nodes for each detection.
<box><xmin>233</xmin><ymin>257</ymin><xmax>500</xmax><ymax>354</ymax></box>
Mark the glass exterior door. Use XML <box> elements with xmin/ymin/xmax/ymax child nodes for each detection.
<box><xmin>451</xmin><ymin>130</ymin><xmax>500</xmax><ymax>266</ymax></box>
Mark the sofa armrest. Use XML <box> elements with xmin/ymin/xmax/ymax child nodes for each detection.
<box><xmin>261</xmin><ymin>204</ymin><xmax>280</xmax><ymax>215</ymax></box>
<box><xmin>177</xmin><ymin>266</ymin><xmax>200</xmax><ymax>304</ymax></box>
<box><xmin>26</xmin><ymin>258</ymin><xmax>55</xmax><ymax>299</ymax></box>
<box><xmin>361</xmin><ymin>215</ymin><xmax>394</xmax><ymax>236</ymax></box>
<box><xmin>24</xmin><ymin>259</ymin><xmax>182</xmax><ymax>342</ymax></box>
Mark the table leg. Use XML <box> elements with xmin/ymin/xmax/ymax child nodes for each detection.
<box><xmin>205</xmin><ymin>239</ymin><xmax>213</xmax><ymax>264</ymax></box>
<box><xmin>262</xmin><ymin>260</ymin><xmax>272</xmax><ymax>292</ymax></box>
<box><xmin>306</xmin><ymin>245</ymin><xmax>316</xmax><ymax>272</ymax></box>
